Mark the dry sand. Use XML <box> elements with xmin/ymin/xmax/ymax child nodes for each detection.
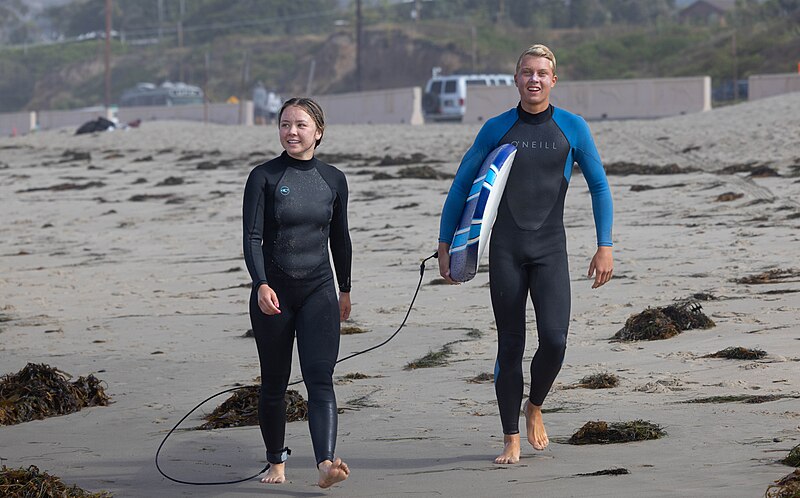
<box><xmin>1</xmin><ymin>93</ymin><xmax>799</xmax><ymax>497</ymax></box>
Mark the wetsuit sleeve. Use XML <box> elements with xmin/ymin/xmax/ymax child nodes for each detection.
<box><xmin>243</xmin><ymin>167</ymin><xmax>269</xmax><ymax>289</ymax></box>
<box><xmin>329</xmin><ymin>172</ymin><xmax>352</xmax><ymax>293</ymax></box>
<box><xmin>573</xmin><ymin>118</ymin><xmax>613</xmax><ymax>247</ymax></box>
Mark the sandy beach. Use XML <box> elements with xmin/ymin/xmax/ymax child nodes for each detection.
<box><xmin>1</xmin><ymin>93</ymin><xmax>799</xmax><ymax>497</ymax></box>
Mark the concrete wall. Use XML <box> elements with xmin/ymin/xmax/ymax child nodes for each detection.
<box><xmin>463</xmin><ymin>76</ymin><xmax>712</xmax><ymax>122</ymax></box>
<box><xmin>748</xmin><ymin>73</ymin><xmax>800</xmax><ymax>100</ymax></box>
<box><xmin>117</xmin><ymin>101</ymin><xmax>253</xmax><ymax>126</ymax></box>
<box><xmin>37</xmin><ymin>108</ymin><xmax>114</xmax><ymax>131</ymax></box>
<box><xmin>0</xmin><ymin>111</ymin><xmax>35</xmax><ymax>136</ymax></box>
<box><xmin>313</xmin><ymin>87</ymin><xmax>423</xmax><ymax>125</ymax></box>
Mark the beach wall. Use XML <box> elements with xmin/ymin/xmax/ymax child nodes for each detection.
<box><xmin>313</xmin><ymin>87</ymin><xmax>424</xmax><ymax>125</ymax></box>
<box><xmin>117</xmin><ymin>101</ymin><xmax>254</xmax><ymax>126</ymax></box>
<box><xmin>0</xmin><ymin>111</ymin><xmax>35</xmax><ymax>136</ymax></box>
<box><xmin>748</xmin><ymin>73</ymin><xmax>800</xmax><ymax>100</ymax></box>
<box><xmin>463</xmin><ymin>76</ymin><xmax>712</xmax><ymax>122</ymax></box>
<box><xmin>36</xmin><ymin>108</ymin><xmax>114</xmax><ymax>131</ymax></box>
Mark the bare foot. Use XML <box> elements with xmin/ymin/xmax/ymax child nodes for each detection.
<box><xmin>318</xmin><ymin>458</ymin><xmax>349</xmax><ymax>488</ymax></box>
<box><xmin>260</xmin><ymin>463</ymin><xmax>286</xmax><ymax>484</ymax></box>
<box><xmin>524</xmin><ymin>399</ymin><xmax>549</xmax><ymax>450</ymax></box>
<box><xmin>494</xmin><ymin>433</ymin><xmax>521</xmax><ymax>464</ymax></box>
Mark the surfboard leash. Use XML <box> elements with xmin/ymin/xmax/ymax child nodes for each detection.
<box><xmin>155</xmin><ymin>251</ymin><xmax>439</xmax><ymax>485</ymax></box>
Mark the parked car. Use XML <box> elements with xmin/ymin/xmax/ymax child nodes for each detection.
<box><xmin>422</xmin><ymin>74</ymin><xmax>514</xmax><ymax>122</ymax></box>
<box><xmin>119</xmin><ymin>82</ymin><xmax>204</xmax><ymax>107</ymax></box>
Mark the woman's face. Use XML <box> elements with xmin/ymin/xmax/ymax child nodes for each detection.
<box><xmin>279</xmin><ymin>105</ymin><xmax>322</xmax><ymax>160</ymax></box>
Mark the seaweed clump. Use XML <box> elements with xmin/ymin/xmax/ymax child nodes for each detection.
<box><xmin>782</xmin><ymin>444</ymin><xmax>800</xmax><ymax>467</ymax></box>
<box><xmin>614</xmin><ymin>301</ymin><xmax>714</xmax><ymax>342</ymax></box>
<box><xmin>703</xmin><ymin>347</ymin><xmax>767</xmax><ymax>360</ymax></box>
<box><xmin>467</xmin><ymin>372</ymin><xmax>494</xmax><ymax>384</ymax></box>
<box><xmin>404</xmin><ymin>344</ymin><xmax>453</xmax><ymax>370</ymax></box>
<box><xmin>199</xmin><ymin>387</ymin><xmax>307</xmax><ymax>429</ymax></box>
<box><xmin>0</xmin><ymin>363</ymin><xmax>109</xmax><ymax>426</ymax></box>
<box><xmin>340</xmin><ymin>325</ymin><xmax>368</xmax><ymax>335</ymax></box>
<box><xmin>569</xmin><ymin>373</ymin><xmax>620</xmax><ymax>389</ymax></box>
<box><xmin>736</xmin><ymin>268</ymin><xmax>800</xmax><ymax>285</ymax></box>
<box><xmin>682</xmin><ymin>394</ymin><xmax>794</xmax><ymax>404</ymax></box>
<box><xmin>766</xmin><ymin>469</ymin><xmax>800</xmax><ymax>498</ymax></box>
<box><xmin>0</xmin><ymin>465</ymin><xmax>111</xmax><ymax>498</ymax></box>
<box><xmin>567</xmin><ymin>420</ymin><xmax>666</xmax><ymax>445</ymax></box>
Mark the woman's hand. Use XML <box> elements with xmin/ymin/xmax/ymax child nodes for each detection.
<box><xmin>339</xmin><ymin>292</ymin><xmax>351</xmax><ymax>321</ymax></box>
<box><xmin>588</xmin><ymin>246</ymin><xmax>614</xmax><ymax>289</ymax></box>
<box><xmin>257</xmin><ymin>284</ymin><xmax>281</xmax><ymax>315</ymax></box>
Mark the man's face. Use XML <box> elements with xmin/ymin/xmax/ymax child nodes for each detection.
<box><xmin>514</xmin><ymin>55</ymin><xmax>557</xmax><ymax>113</ymax></box>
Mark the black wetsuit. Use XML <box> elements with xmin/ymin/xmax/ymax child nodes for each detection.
<box><xmin>440</xmin><ymin>105</ymin><xmax>612</xmax><ymax>435</ymax></box>
<box><xmin>243</xmin><ymin>151</ymin><xmax>351</xmax><ymax>465</ymax></box>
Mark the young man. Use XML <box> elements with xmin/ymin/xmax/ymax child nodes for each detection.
<box><xmin>437</xmin><ymin>44</ymin><xmax>614</xmax><ymax>464</ymax></box>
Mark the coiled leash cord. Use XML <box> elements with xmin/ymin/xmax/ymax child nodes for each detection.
<box><xmin>155</xmin><ymin>251</ymin><xmax>438</xmax><ymax>485</ymax></box>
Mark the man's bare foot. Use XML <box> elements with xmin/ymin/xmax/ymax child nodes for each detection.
<box><xmin>260</xmin><ymin>463</ymin><xmax>285</xmax><ymax>484</ymax></box>
<box><xmin>318</xmin><ymin>458</ymin><xmax>349</xmax><ymax>488</ymax></box>
<box><xmin>524</xmin><ymin>399</ymin><xmax>549</xmax><ymax>450</ymax></box>
<box><xmin>494</xmin><ymin>433</ymin><xmax>521</xmax><ymax>464</ymax></box>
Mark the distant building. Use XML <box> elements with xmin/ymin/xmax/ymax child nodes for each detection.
<box><xmin>678</xmin><ymin>0</ymin><xmax>737</xmax><ymax>25</ymax></box>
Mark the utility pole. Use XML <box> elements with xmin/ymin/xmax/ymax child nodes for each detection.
<box><xmin>157</xmin><ymin>0</ymin><xmax>163</xmax><ymax>43</ymax></box>
<box><xmin>731</xmin><ymin>30</ymin><xmax>738</xmax><ymax>101</ymax></box>
<box><xmin>204</xmin><ymin>51</ymin><xmax>210</xmax><ymax>124</ymax></box>
<box><xmin>355</xmin><ymin>0</ymin><xmax>362</xmax><ymax>92</ymax></box>
<box><xmin>104</xmin><ymin>0</ymin><xmax>112</xmax><ymax>110</ymax></box>
<box><xmin>178</xmin><ymin>0</ymin><xmax>185</xmax><ymax>81</ymax></box>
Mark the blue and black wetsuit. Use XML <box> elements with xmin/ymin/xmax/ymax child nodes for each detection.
<box><xmin>243</xmin><ymin>151</ymin><xmax>351</xmax><ymax>464</ymax></box>
<box><xmin>439</xmin><ymin>104</ymin><xmax>612</xmax><ymax>435</ymax></box>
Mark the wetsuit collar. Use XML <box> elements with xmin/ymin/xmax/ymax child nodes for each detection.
<box><xmin>516</xmin><ymin>103</ymin><xmax>553</xmax><ymax>125</ymax></box>
<box><xmin>280</xmin><ymin>150</ymin><xmax>317</xmax><ymax>171</ymax></box>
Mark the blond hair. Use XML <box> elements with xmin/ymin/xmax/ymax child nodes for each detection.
<box><xmin>516</xmin><ymin>44</ymin><xmax>556</xmax><ymax>75</ymax></box>
<box><xmin>278</xmin><ymin>97</ymin><xmax>325</xmax><ymax>147</ymax></box>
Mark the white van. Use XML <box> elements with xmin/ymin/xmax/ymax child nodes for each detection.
<box><xmin>422</xmin><ymin>74</ymin><xmax>514</xmax><ymax>122</ymax></box>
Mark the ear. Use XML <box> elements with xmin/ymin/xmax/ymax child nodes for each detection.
<box><xmin>315</xmin><ymin>128</ymin><xmax>323</xmax><ymax>141</ymax></box>
<box><xmin>551</xmin><ymin>74</ymin><xmax>558</xmax><ymax>87</ymax></box>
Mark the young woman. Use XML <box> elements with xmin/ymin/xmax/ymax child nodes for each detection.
<box><xmin>243</xmin><ymin>97</ymin><xmax>351</xmax><ymax>488</ymax></box>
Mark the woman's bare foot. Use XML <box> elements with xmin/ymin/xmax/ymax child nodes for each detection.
<box><xmin>318</xmin><ymin>458</ymin><xmax>350</xmax><ymax>488</ymax></box>
<box><xmin>260</xmin><ymin>463</ymin><xmax>286</xmax><ymax>484</ymax></box>
<box><xmin>494</xmin><ymin>433</ymin><xmax>521</xmax><ymax>464</ymax></box>
<box><xmin>524</xmin><ymin>399</ymin><xmax>549</xmax><ymax>450</ymax></box>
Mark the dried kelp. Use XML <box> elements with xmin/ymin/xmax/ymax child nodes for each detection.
<box><xmin>704</xmin><ymin>347</ymin><xmax>767</xmax><ymax>360</ymax></box>
<box><xmin>0</xmin><ymin>465</ymin><xmax>111</xmax><ymax>498</ymax></box>
<box><xmin>467</xmin><ymin>372</ymin><xmax>494</xmax><ymax>384</ymax></box>
<box><xmin>575</xmin><ymin>468</ymin><xmax>630</xmax><ymax>477</ymax></box>
<box><xmin>613</xmin><ymin>308</ymin><xmax>679</xmax><ymax>341</ymax></box>
<box><xmin>766</xmin><ymin>469</ymin><xmax>800</xmax><ymax>498</ymax></box>
<box><xmin>0</xmin><ymin>363</ymin><xmax>109</xmax><ymax>426</ymax></box>
<box><xmin>404</xmin><ymin>345</ymin><xmax>453</xmax><ymax>370</ymax></box>
<box><xmin>782</xmin><ymin>444</ymin><xmax>800</xmax><ymax>467</ymax></box>
<box><xmin>17</xmin><ymin>181</ymin><xmax>105</xmax><ymax>193</ymax></box>
<box><xmin>396</xmin><ymin>165</ymin><xmax>453</xmax><ymax>180</ymax></box>
<box><xmin>614</xmin><ymin>301</ymin><xmax>714</xmax><ymax>342</ymax></box>
<box><xmin>198</xmin><ymin>387</ymin><xmax>307</xmax><ymax>429</ymax></box>
<box><xmin>682</xmin><ymin>394</ymin><xmax>796</xmax><ymax>404</ymax></box>
<box><xmin>567</xmin><ymin>420</ymin><xmax>666</xmax><ymax>445</ymax></box>
<box><xmin>602</xmin><ymin>162</ymin><xmax>698</xmax><ymax>175</ymax></box>
<box><xmin>661</xmin><ymin>301</ymin><xmax>715</xmax><ymax>330</ymax></box>
<box><xmin>716</xmin><ymin>192</ymin><xmax>744</xmax><ymax>202</ymax></box>
<box><xmin>340</xmin><ymin>372</ymin><xmax>371</xmax><ymax>380</ymax></box>
<box><xmin>736</xmin><ymin>269</ymin><xmax>800</xmax><ymax>285</ymax></box>
<box><xmin>567</xmin><ymin>373</ymin><xmax>620</xmax><ymax>389</ymax></box>
<box><xmin>340</xmin><ymin>325</ymin><xmax>368</xmax><ymax>335</ymax></box>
